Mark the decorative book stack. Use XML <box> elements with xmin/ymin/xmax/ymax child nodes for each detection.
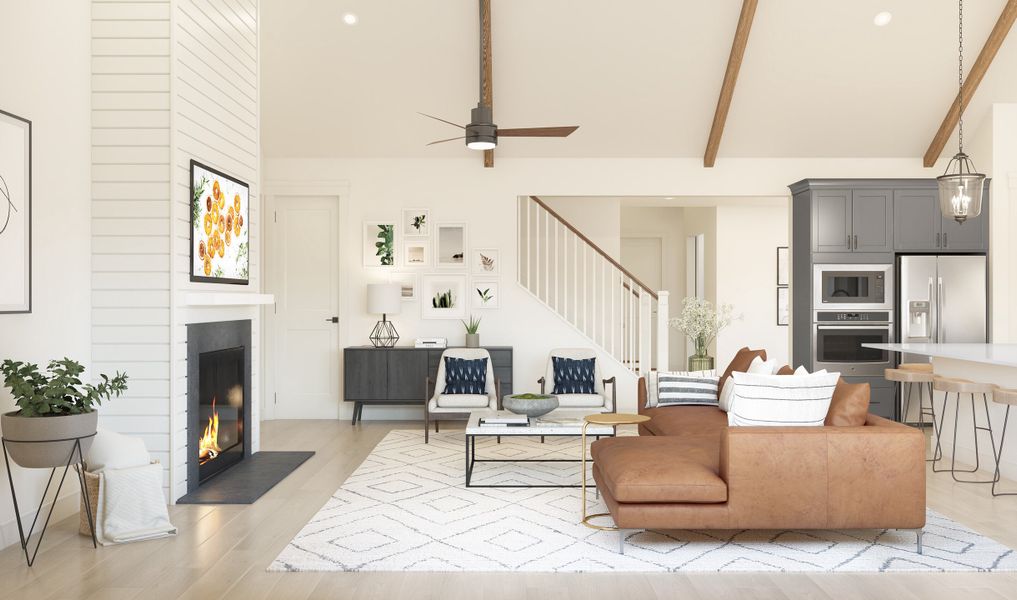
<box><xmin>478</xmin><ymin>412</ymin><xmax>529</xmax><ymax>427</ymax></box>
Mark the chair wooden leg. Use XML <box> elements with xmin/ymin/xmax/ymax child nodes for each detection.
<box><xmin>424</xmin><ymin>409</ymin><xmax>430</xmax><ymax>444</ymax></box>
<box><xmin>435</xmin><ymin>419</ymin><xmax>440</xmax><ymax>433</ymax></box>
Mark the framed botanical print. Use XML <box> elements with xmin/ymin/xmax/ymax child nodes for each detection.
<box><xmin>472</xmin><ymin>278</ymin><xmax>500</xmax><ymax>309</ymax></box>
<box><xmin>403</xmin><ymin>240</ymin><xmax>430</xmax><ymax>267</ymax></box>
<box><xmin>363</xmin><ymin>221</ymin><xmax>397</xmax><ymax>267</ymax></box>
<box><xmin>470</xmin><ymin>248</ymin><xmax>499</xmax><ymax>275</ymax></box>
<box><xmin>0</xmin><ymin>109</ymin><xmax>31</xmax><ymax>313</ymax></box>
<box><xmin>421</xmin><ymin>273</ymin><xmax>467</xmax><ymax>319</ymax></box>
<box><xmin>190</xmin><ymin>160</ymin><xmax>250</xmax><ymax>284</ymax></box>
<box><xmin>389</xmin><ymin>272</ymin><xmax>418</xmax><ymax>302</ymax></box>
<box><xmin>436</xmin><ymin>222</ymin><xmax>467</xmax><ymax>268</ymax></box>
<box><xmin>402</xmin><ymin>208</ymin><xmax>429</xmax><ymax>237</ymax></box>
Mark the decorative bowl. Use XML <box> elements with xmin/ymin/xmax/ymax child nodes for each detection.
<box><xmin>502</xmin><ymin>394</ymin><xmax>559</xmax><ymax>418</ymax></box>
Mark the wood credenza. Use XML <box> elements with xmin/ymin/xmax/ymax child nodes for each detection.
<box><xmin>343</xmin><ymin>346</ymin><xmax>514</xmax><ymax>424</ymax></box>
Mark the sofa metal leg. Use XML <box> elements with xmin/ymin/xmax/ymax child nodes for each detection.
<box><xmin>916</xmin><ymin>529</ymin><xmax>924</xmax><ymax>555</ymax></box>
<box><xmin>618</xmin><ymin>530</ymin><xmax>625</xmax><ymax>555</ymax></box>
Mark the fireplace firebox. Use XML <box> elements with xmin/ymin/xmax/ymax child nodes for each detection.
<box><xmin>197</xmin><ymin>347</ymin><xmax>245</xmax><ymax>483</ymax></box>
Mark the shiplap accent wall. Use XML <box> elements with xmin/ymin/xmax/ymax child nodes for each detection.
<box><xmin>91</xmin><ymin>0</ymin><xmax>174</xmax><ymax>486</ymax></box>
<box><xmin>169</xmin><ymin>0</ymin><xmax>261</xmax><ymax>501</ymax></box>
<box><xmin>91</xmin><ymin>0</ymin><xmax>260</xmax><ymax>501</ymax></box>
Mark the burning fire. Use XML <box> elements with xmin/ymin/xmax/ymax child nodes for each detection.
<box><xmin>198</xmin><ymin>398</ymin><xmax>222</xmax><ymax>465</ymax></box>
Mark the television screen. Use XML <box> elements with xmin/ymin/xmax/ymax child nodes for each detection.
<box><xmin>190</xmin><ymin>160</ymin><xmax>249</xmax><ymax>284</ymax></box>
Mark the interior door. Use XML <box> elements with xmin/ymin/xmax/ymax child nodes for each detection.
<box><xmin>271</xmin><ymin>195</ymin><xmax>341</xmax><ymax>419</ymax></box>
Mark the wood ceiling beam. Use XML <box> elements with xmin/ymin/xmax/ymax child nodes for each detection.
<box><xmin>481</xmin><ymin>0</ymin><xmax>494</xmax><ymax>168</ymax></box>
<box><xmin>923</xmin><ymin>0</ymin><xmax>1017</xmax><ymax>168</ymax></box>
<box><xmin>703</xmin><ymin>0</ymin><xmax>758</xmax><ymax>168</ymax></box>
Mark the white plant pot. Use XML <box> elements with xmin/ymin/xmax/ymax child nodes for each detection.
<box><xmin>1</xmin><ymin>411</ymin><xmax>98</xmax><ymax>469</ymax></box>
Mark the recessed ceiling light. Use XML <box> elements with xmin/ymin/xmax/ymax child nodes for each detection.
<box><xmin>342</xmin><ymin>13</ymin><xmax>358</xmax><ymax>25</ymax></box>
<box><xmin>664</xmin><ymin>197</ymin><xmax>675</xmax><ymax>200</ymax></box>
<box><xmin>873</xmin><ymin>11</ymin><xmax>892</xmax><ymax>27</ymax></box>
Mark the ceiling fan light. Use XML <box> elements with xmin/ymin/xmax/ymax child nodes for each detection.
<box><xmin>466</xmin><ymin>140</ymin><xmax>496</xmax><ymax>151</ymax></box>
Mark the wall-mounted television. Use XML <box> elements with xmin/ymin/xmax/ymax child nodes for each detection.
<box><xmin>190</xmin><ymin>160</ymin><xmax>249</xmax><ymax>284</ymax></box>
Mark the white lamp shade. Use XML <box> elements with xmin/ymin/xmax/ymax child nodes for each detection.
<box><xmin>367</xmin><ymin>283</ymin><xmax>402</xmax><ymax>315</ymax></box>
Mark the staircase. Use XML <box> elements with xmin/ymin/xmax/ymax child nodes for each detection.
<box><xmin>517</xmin><ymin>196</ymin><xmax>670</xmax><ymax>374</ymax></box>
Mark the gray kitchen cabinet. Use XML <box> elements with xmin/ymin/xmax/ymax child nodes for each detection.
<box><xmin>812</xmin><ymin>189</ymin><xmax>852</xmax><ymax>252</ymax></box>
<box><xmin>851</xmin><ymin>189</ymin><xmax>893</xmax><ymax>252</ymax></box>
<box><xmin>893</xmin><ymin>190</ymin><xmax>940</xmax><ymax>251</ymax></box>
<box><xmin>941</xmin><ymin>208</ymin><xmax>989</xmax><ymax>251</ymax></box>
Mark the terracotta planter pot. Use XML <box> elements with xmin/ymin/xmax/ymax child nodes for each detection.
<box><xmin>1</xmin><ymin>411</ymin><xmax>98</xmax><ymax>469</ymax></box>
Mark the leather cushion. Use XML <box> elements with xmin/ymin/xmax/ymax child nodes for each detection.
<box><xmin>776</xmin><ymin>365</ymin><xmax>794</xmax><ymax>375</ymax></box>
<box><xmin>717</xmin><ymin>347</ymin><xmax>767</xmax><ymax>397</ymax></box>
<box><xmin>639</xmin><ymin>405</ymin><xmax>728</xmax><ymax>438</ymax></box>
<box><xmin>591</xmin><ymin>436</ymin><xmax>727</xmax><ymax>503</ymax></box>
<box><xmin>825</xmin><ymin>379</ymin><xmax>870</xmax><ymax>426</ymax></box>
<box><xmin>555</xmin><ymin>393</ymin><xmax>605</xmax><ymax>408</ymax></box>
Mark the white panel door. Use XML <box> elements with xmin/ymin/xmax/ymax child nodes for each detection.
<box><xmin>272</xmin><ymin>196</ymin><xmax>341</xmax><ymax>419</ymax></box>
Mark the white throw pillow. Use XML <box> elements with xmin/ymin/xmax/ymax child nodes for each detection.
<box><xmin>747</xmin><ymin>355</ymin><xmax>779</xmax><ymax>375</ymax></box>
<box><xmin>86</xmin><ymin>428</ymin><xmax>151</xmax><ymax>473</ymax></box>
<box><xmin>727</xmin><ymin>371</ymin><xmax>840</xmax><ymax>427</ymax></box>
<box><xmin>792</xmin><ymin>366</ymin><xmax>828</xmax><ymax>376</ymax></box>
<box><xmin>719</xmin><ymin>376</ymin><xmax>737</xmax><ymax>412</ymax></box>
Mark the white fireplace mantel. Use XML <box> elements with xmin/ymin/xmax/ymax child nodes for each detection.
<box><xmin>184</xmin><ymin>292</ymin><xmax>275</xmax><ymax>307</ymax></box>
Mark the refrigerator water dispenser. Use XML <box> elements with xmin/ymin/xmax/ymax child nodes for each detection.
<box><xmin>907</xmin><ymin>300</ymin><xmax>931</xmax><ymax>341</ymax></box>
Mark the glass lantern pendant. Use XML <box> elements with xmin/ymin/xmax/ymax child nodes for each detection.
<box><xmin>937</xmin><ymin>0</ymin><xmax>986</xmax><ymax>224</ymax></box>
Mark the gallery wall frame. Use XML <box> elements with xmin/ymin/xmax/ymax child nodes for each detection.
<box><xmin>190</xmin><ymin>160</ymin><xmax>250</xmax><ymax>284</ymax></box>
<box><xmin>0</xmin><ymin>109</ymin><xmax>31</xmax><ymax>313</ymax></box>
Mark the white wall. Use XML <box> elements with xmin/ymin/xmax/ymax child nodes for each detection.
<box><xmin>543</xmin><ymin>196</ymin><xmax>622</xmax><ymax>260</ymax></box>
<box><xmin>0</xmin><ymin>0</ymin><xmax>91</xmax><ymax>548</ymax></box>
<box><xmin>715</xmin><ymin>200</ymin><xmax>790</xmax><ymax>368</ymax></box>
<box><xmin>990</xmin><ymin>105</ymin><xmax>1017</xmax><ymax>344</ymax></box>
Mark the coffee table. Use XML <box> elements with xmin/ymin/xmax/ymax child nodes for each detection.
<box><xmin>464</xmin><ymin>410</ymin><xmax>616</xmax><ymax>488</ymax></box>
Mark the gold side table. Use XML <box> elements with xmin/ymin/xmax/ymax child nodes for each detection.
<box><xmin>581</xmin><ymin>413</ymin><xmax>650</xmax><ymax>533</ymax></box>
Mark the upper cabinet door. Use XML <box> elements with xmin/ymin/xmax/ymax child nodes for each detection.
<box><xmin>893</xmin><ymin>190</ymin><xmax>941</xmax><ymax>251</ymax></box>
<box><xmin>812</xmin><ymin>189</ymin><xmax>852</xmax><ymax>252</ymax></box>
<box><xmin>851</xmin><ymin>189</ymin><xmax>893</xmax><ymax>252</ymax></box>
<box><xmin>941</xmin><ymin>189</ymin><xmax>990</xmax><ymax>251</ymax></box>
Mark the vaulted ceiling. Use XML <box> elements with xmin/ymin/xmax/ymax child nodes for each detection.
<box><xmin>261</xmin><ymin>0</ymin><xmax>1017</xmax><ymax>160</ymax></box>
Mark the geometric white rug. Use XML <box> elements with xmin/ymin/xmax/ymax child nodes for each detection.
<box><xmin>269</xmin><ymin>430</ymin><xmax>1017</xmax><ymax>573</ymax></box>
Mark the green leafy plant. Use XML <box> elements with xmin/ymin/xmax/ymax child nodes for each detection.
<box><xmin>432</xmin><ymin>289</ymin><xmax>455</xmax><ymax>308</ymax></box>
<box><xmin>461</xmin><ymin>315</ymin><xmax>482</xmax><ymax>334</ymax></box>
<box><xmin>0</xmin><ymin>359</ymin><xmax>128</xmax><ymax>417</ymax></box>
<box><xmin>375</xmin><ymin>225</ymin><xmax>394</xmax><ymax>265</ymax></box>
<box><xmin>510</xmin><ymin>393</ymin><xmax>553</xmax><ymax>400</ymax></box>
<box><xmin>192</xmin><ymin>175</ymin><xmax>208</xmax><ymax>229</ymax></box>
<box><xmin>411</xmin><ymin>214</ymin><xmax>426</xmax><ymax>232</ymax></box>
<box><xmin>476</xmin><ymin>287</ymin><xmax>493</xmax><ymax>303</ymax></box>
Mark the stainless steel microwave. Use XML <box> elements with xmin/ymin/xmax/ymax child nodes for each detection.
<box><xmin>813</xmin><ymin>264</ymin><xmax>893</xmax><ymax>310</ymax></box>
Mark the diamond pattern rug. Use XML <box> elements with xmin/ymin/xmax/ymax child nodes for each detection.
<box><xmin>269</xmin><ymin>430</ymin><xmax>1017</xmax><ymax>573</ymax></box>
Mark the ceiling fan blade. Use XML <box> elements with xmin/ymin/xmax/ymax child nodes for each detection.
<box><xmin>417</xmin><ymin>112</ymin><xmax>466</xmax><ymax>129</ymax></box>
<box><xmin>426</xmin><ymin>136</ymin><xmax>467</xmax><ymax>146</ymax></box>
<box><xmin>498</xmin><ymin>126</ymin><xmax>579</xmax><ymax>138</ymax></box>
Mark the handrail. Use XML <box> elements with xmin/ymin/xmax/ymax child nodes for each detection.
<box><xmin>529</xmin><ymin>196</ymin><xmax>659</xmax><ymax>300</ymax></box>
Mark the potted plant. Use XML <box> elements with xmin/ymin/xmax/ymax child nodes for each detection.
<box><xmin>0</xmin><ymin>358</ymin><xmax>128</xmax><ymax>468</ymax></box>
<box><xmin>669</xmin><ymin>298</ymin><xmax>736</xmax><ymax>371</ymax></box>
<box><xmin>462</xmin><ymin>315</ymin><xmax>482</xmax><ymax>348</ymax></box>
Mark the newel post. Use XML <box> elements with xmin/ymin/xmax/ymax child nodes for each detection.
<box><xmin>656</xmin><ymin>291</ymin><xmax>669</xmax><ymax>373</ymax></box>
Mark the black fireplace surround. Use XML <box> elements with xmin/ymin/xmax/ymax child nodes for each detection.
<box><xmin>186</xmin><ymin>320</ymin><xmax>252</xmax><ymax>493</ymax></box>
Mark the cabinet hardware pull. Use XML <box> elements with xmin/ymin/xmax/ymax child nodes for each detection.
<box><xmin>853</xmin><ymin>235</ymin><xmax>858</xmax><ymax>250</ymax></box>
<box><xmin>943</xmin><ymin>233</ymin><xmax>948</xmax><ymax>247</ymax></box>
<box><xmin>936</xmin><ymin>232</ymin><xmax>941</xmax><ymax>247</ymax></box>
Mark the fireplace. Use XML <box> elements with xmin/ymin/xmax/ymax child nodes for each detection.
<box><xmin>186</xmin><ymin>320</ymin><xmax>252</xmax><ymax>493</ymax></box>
<box><xmin>197</xmin><ymin>347</ymin><xmax>245</xmax><ymax>483</ymax></box>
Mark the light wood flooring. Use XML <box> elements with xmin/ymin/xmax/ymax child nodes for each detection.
<box><xmin>2</xmin><ymin>420</ymin><xmax>1017</xmax><ymax>600</ymax></box>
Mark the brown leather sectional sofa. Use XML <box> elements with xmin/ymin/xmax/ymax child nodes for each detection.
<box><xmin>589</xmin><ymin>349</ymin><xmax>928</xmax><ymax>551</ymax></box>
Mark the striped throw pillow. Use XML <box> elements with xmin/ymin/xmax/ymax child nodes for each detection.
<box><xmin>727</xmin><ymin>371</ymin><xmax>840</xmax><ymax>427</ymax></box>
<box><xmin>656</xmin><ymin>373</ymin><xmax>720</xmax><ymax>407</ymax></box>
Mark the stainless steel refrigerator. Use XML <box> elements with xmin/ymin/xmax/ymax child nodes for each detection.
<box><xmin>898</xmin><ymin>255</ymin><xmax>988</xmax><ymax>419</ymax></box>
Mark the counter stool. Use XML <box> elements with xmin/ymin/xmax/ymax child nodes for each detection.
<box><xmin>885</xmin><ymin>367</ymin><xmax>940</xmax><ymax>461</ymax></box>
<box><xmin>991</xmin><ymin>388</ymin><xmax>1017</xmax><ymax>497</ymax></box>
<box><xmin>900</xmin><ymin>362</ymin><xmax>934</xmax><ymax>373</ymax></box>
<box><xmin>932</xmin><ymin>377</ymin><xmax>999</xmax><ymax>484</ymax></box>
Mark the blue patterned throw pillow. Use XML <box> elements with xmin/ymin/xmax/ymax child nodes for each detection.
<box><xmin>552</xmin><ymin>356</ymin><xmax>596</xmax><ymax>394</ymax></box>
<box><xmin>442</xmin><ymin>356</ymin><xmax>488</xmax><ymax>395</ymax></box>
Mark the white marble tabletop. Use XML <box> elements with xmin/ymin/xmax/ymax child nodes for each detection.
<box><xmin>864</xmin><ymin>343</ymin><xmax>1017</xmax><ymax>368</ymax></box>
<box><xmin>466</xmin><ymin>410</ymin><xmax>617</xmax><ymax>436</ymax></box>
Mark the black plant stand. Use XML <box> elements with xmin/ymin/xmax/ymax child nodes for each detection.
<box><xmin>1</xmin><ymin>433</ymin><xmax>98</xmax><ymax>566</ymax></box>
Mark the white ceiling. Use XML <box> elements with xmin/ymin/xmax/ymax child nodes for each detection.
<box><xmin>260</xmin><ymin>0</ymin><xmax>1017</xmax><ymax>160</ymax></box>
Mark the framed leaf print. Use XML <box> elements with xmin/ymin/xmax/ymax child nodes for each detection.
<box><xmin>402</xmin><ymin>208</ymin><xmax>430</xmax><ymax>237</ymax></box>
<box><xmin>472</xmin><ymin>278</ymin><xmax>500</xmax><ymax>309</ymax></box>
<box><xmin>0</xmin><ymin>109</ymin><xmax>31</xmax><ymax>313</ymax></box>
<box><xmin>363</xmin><ymin>221</ymin><xmax>397</xmax><ymax>268</ymax></box>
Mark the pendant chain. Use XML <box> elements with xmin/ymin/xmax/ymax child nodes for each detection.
<box><xmin>957</xmin><ymin>0</ymin><xmax>965</xmax><ymax>155</ymax></box>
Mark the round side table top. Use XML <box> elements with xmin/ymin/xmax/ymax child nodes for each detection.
<box><xmin>584</xmin><ymin>412</ymin><xmax>650</xmax><ymax>426</ymax></box>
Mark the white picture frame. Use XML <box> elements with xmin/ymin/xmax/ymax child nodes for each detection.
<box><xmin>402</xmin><ymin>208</ymin><xmax>430</xmax><ymax>238</ymax></box>
<box><xmin>776</xmin><ymin>246</ymin><xmax>789</xmax><ymax>286</ymax></box>
<box><xmin>0</xmin><ymin>109</ymin><xmax>31</xmax><ymax>313</ymax></box>
<box><xmin>389</xmin><ymin>272</ymin><xmax>418</xmax><ymax>302</ymax></box>
<box><xmin>363</xmin><ymin>221</ymin><xmax>397</xmax><ymax>268</ymax></box>
<box><xmin>777</xmin><ymin>287</ymin><xmax>789</xmax><ymax>326</ymax></box>
<box><xmin>403</xmin><ymin>240</ymin><xmax>430</xmax><ymax>268</ymax></box>
<box><xmin>436</xmin><ymin>222</ymin><xmax>467</xmax><ymax>269</ymax></box>
<box><xmin>421</xmin><ymin>273</ymin><xmax>467</xmax><ymax>319</ymax></box>
<box><xmin>470</xmin><ymin>248</ymin><xmax>500</xmax><ymax>275</ymax></box>
<box><xmin>471</xmin><ymin>278</ymin><xmax>500</xmax><ymax>309</ymax></box>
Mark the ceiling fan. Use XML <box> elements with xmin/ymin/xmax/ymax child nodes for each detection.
<box><xmin>419</xmin><ymin>0</ymin><xmax>579</xmax><ymax>167</ymax></box>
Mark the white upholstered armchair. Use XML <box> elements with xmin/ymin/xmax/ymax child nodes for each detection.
<box><xmin>537</xmin><ymin>348</ymin><xmax>616</xmax><ymax>413</ymax></box>
<box><xmin>425</xmin><ymin>348</ymin><xmax>500</xmax><ymax>443</ymax></box>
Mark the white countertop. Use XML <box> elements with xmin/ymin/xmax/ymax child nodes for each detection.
<box><xmin>864</xmin><ymin>343</ymin><xmax>1017</xmax><ymax>368</ymax></box>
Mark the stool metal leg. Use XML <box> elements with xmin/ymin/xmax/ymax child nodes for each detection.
<box><xmin>902</xmin><ymin>382</ymin><xmax>913</xmax><ymax>425</ymax></box>
<box><xmin>949</xmin><ymin>392</ymin><xmax>997</xmax><ymax>483</ymax></box>
<box><xmin>925</xmin><ymin>382</ymin><xmax>943</xmax><ymax>462</ymax></box>
<box><xmin>933</xmin><ymin>392</ymin><xmax>952</xmax><ymax>473</ymax></box>
<box><xmin>992</xmin><ymin>405</ymin><xmax>1015</xmax><ymax>497</ymax></box>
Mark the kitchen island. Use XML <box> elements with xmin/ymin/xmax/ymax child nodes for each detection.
<box><xmin>865</xmin><ymin>342</ymin><xmax>1017</xmax><ymax>481</ymax></box>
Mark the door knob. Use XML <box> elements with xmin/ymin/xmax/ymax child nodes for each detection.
<box><xmin>325</xmin><ymin>316</ymin><xmax>339</xmax><ymax>323</ymax></box>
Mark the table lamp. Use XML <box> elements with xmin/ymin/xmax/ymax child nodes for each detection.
<box><xmin>367</xmin><ymin>283</ymin><xmax>401</xmax><ymax>348</ymax></box>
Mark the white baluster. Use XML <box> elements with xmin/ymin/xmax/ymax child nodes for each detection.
<box><xmin>639</xmin><ymin>292</ymin><xmax>652</xmax><ymax>375</ymax></box>
<box><xmin>657</xmin><ymin>291</ymin><xmax>670</xmax><ymax>372</ymax></box>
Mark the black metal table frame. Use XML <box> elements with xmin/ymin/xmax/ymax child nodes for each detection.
<box><xmin>464</xmin><ymin>431</ymin><xmax>613</xmax><ymax>488</ymax></box>
<box><xmin>2</xmin><ymin>433</ymin><xmax>98</xmax><ymax>567</ymax></box>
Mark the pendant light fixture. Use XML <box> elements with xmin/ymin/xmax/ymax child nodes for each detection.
<box><xmin>937</xmin><ymin>0</ymin><xmax>985</xmax><ymax>224</ymax></box>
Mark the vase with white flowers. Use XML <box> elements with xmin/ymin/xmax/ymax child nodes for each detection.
<box><xmin>669</xmin><ymin>297</ymin><xmax>736</xmax><ymax>371</ymax></box>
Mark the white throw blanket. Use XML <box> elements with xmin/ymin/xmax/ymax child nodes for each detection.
<box><xmin>93</xmin><ymin>463</ymin><xmax>177</xmax><ymax>545</ymax></box>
